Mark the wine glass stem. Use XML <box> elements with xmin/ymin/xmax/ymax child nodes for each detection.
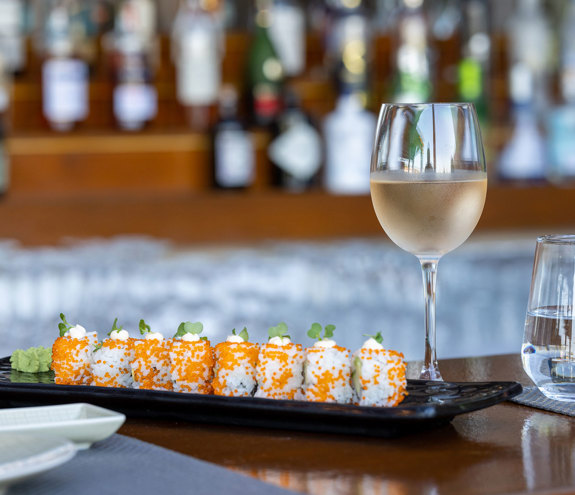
<box><xmin>419</xmin><ymin>258</ymin><xmax>443</xmax><ymax>381</ymax></box>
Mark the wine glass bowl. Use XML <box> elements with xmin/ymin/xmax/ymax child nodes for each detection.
<box><xmin>370</xmin><ymin>103</ymin><xmax>487</xmax><ymax>380</ymax></box>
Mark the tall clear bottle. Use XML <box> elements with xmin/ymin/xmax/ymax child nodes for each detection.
<box><xmin>0</xmin><ymin>0</ymin><xmax>26</xmax><ymax>75</ymax></box>
<box><xmin>172</xmin><ymin>0</ymin><xmax>223</xmax><ymax>131</ymax></box>
<box><xmin>392</xmin><ymin>0</ymin><xmax>431</xmax><ymax>103</ymax></box>
<box><xmin>499</xmin><ymin>0</ymin><xmax>551</xmax><ymax>181</ymax></box>
<box><xmin>246</xmin><ymin>0</ymin><xmax>284</xmax><ymax>128</ymax></box>
<box><xmin>41</xmin><ymin>0</ymin><xmax>90</xmax><ymax>132</ymax></box>
<box><xmin>268</xmin><ymin>0</ymin><xmax>306</xmax><ymax>78</ymax></box>
<box><xmin>548</xmin><ymin>0</ymin><xmax>575</xmax><ymax>184</ymax></box>
<box><xmin>112</xmin><ymin>0</ymin><xmax>157</xmax><ymax>131</ymax></box>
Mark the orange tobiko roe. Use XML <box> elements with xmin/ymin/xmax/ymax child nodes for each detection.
<box><xmin>169</xmin><ymin>340</ymin><xmax>215</xmax><ymax>394</ymax></box>
<box><xmin>304</xmin><ymin>345</ymin><xmax>350</xmax><ymax>403</ymax></box>
<box><xmin>51</xmin><ymin>336</ymin><xmax>93</xmax><ymax>385</ymax></box>
<box><xmin>212</xmin><ymin>342</ymin><xmax>259</xmax><ymax>397</ymax></box>
<box><xmin>256</xmin><ymin>343</ymin><xmax>303</xmax><ymax>400</ymax></box>
<box><xmin>132</xmin><ymin>339</ymin><xmax>173</xmax><ymax>391</ymax></box>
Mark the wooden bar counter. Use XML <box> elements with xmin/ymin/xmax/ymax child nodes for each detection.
<box><xmin>119</xmin><ymin>354</ymin><xmax>573</xmax><ymax>495</ymax></box>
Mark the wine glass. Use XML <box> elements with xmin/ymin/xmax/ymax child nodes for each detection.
<box><xmin>370</xmin><ymin>103</ymin><xmax>487</xmax><ymax>380</ymax></box>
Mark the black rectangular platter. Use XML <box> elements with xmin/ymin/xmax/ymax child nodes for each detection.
<box><xmin>0</xmin><ymin>357</ymin><xmax>522</xmax><ymax>437</ymax></box>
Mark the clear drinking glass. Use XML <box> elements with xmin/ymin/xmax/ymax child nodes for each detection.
<box><xmin>523</xmin><ymin>235</ymin><xmax>575</xmax><ymax>401</ymax></box>
<box><xmin>370</xmin><ymin>103</ymin><xmax>487</xmax><ymax>380</ymax></box>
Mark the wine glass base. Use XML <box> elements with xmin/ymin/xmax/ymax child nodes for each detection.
<box><xmin>420</xmin><ymin>365</ymin><xmax>443</xmax><ymax>381</ymax></box>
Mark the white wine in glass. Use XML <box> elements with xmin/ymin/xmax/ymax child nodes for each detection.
<box><xmin>370</xmin><ymin>104</ymin><xmax>487</xmax><ymax>380</ymax></box>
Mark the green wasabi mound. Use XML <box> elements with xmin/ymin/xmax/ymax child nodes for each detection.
<box><xmin>10</xmin><ymin>346</ymin><xmax>52</xmax><ymax>373</ymax></box>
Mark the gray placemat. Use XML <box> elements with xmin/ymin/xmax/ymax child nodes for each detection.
<box><xmin>510</xmin><ymin>386</ymin><xmax>575</xmax><ymax>416</ymax></box>
<box><xmin>8</xmin><ymin>434</ymin><xmax>299</xmax><ymax>495</ymax></box>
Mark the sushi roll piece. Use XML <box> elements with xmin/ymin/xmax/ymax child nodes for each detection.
<box><xmin>92</xmin><ymin>318</ymin><xmax>135</xmax><ymax>388</ymax></box>
<box><xmin>169</xmin><ymin>321</ymin><xmax>214</xmax><ymax>394</ymax></box>
<box><xmin>351</xmin><ymin>333</ymin><xmax>407</xmax><ymax>407</ymax></box>
<box><xmin>303</xmin><ymin>323</ymin><xmax>352</xmax><ymax>404</ymax></box>
<box><xmin>212</xmin><ymin>328</ymin><xmax>259</xmax><ymax>397</ymax></box>
<box><xmin>51</xmin><ymin>313</ymin><xmax>98</xmax><ymax>385</ymax></box>
<box><xmin>131</xmin><ymin>319</ymin><xmax>173</xmax><ymax>391</ymax></box>
<box><xmin>255</xmin><ymin>322</ymin><xmax>304</xmax><ymax>400</ymax></box>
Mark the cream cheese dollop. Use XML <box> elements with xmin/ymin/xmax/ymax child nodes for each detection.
<box><xmin>362</xmin><ymin>337</ymin><xmax>384</xmax><ymax>350</ymax></box>
<box><xmin>314</xmin><ymin>339</ymin><xmax>336</xmax><ymax>349</ymax></box>
<box><xmin>268</xmin><ymin>336</ymin><xmax>291</xmax><ymax>346</ymax></box>
<box><xmin>145</xmin><ymin>332</ymin><xmax>164</xmax><ymax>341</ymax></box>
<box><xmin>181</xmin><ymin>333</ymin><xmax>200</xmax><ymax>342</ymax></box>
<box><xmin>65</xmin><ymin>324</ymin><xmax>87</xmax><ymax>339</ymax></box>
<box><xmin>227</xmin><ymin>335</ymin><xmax>244</xmax><ymax>343</ymax></box>
<box><xmin>110</xmin><ymin>329</ymin><xmax>130</xmax><ymax>341</ymax></box>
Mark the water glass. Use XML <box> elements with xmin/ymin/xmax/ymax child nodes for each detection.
<box><xmin>523</xmin><ymin>235</ymin><xmax>575</xmax><ymax>401</ymax></box>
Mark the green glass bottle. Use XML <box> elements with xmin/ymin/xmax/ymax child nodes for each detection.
<box><xmin>246</xmin><ymin>0</ymin><xmax>284</xmax><ymax>127</ymax></box>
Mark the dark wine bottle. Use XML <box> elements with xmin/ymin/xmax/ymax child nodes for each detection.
<box><xmin>213</xmin><ymin>85</ymin><xmax>255</xmax><ymax>190</ymax></box>
<box><xmin>268</xmin><ymin>90</ymin><xmax>322</xmax><ymax>191</ymax></box>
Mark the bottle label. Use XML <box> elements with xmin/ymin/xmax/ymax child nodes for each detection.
<box><xmin>177</xmin><ymin>30</ymin><xmax>221</xmax><ymax>105</ymax></box>
<box><xmin>268</xmin><ymin>3</ymin><xmax>305</xmax><ymax>77</ymax></box>
<box><xmin>268</xmin><ymin>119</ymin><xmax>322</xmax><ymax>180</ymax></box>
<box><xmin>325</xmin><ymin>107</ymin><xmax>376</xmax><ymax>194</ymax></box>
<box><xmin>215</xmin><ymin>128</ymin><xmax>255</xmax><ymax>187</ymax></box>
<box><xmin>253</xmin><ymin>83</ymin><xmax>281</xmax><ymax>121</ymax></box>
<box><xmin>42</xmin><ymin>58</ymin><xmax>89</xmax><ymax>124</ymax></box>
<box><xmin>114</xmin><ymin>83</ymin><xmax>157</xmax><ymax>128</ymax></box>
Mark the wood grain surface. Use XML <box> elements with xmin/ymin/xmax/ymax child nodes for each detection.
<box><xmin>120</xmin><ymin>354</ymin><xmax>570</xmax><ymax>495</ymax></box>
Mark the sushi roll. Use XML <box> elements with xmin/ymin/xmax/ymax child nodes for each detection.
<box><xmin>351</xmin><ymin>333</ymin><xmax>407</xmax><ymax>407</ymax></box>
<box><xmin>255</xmin><ymin>323</ymin><xmax>304</xmax><ymax>400</ymax></box>
<box><xmin>212</xmin><ymin>328</ymin><xmax>259</xmax><ymax>397</ymax></box>
<box><xmin>51</xmin><ymin>313</ymin><xmax>98</xmax><ymax>385</ymax></box>
<box><xmin>303</xmin><ymin>323</ymin><xmax>352</xmax><ymax>404</ymax></box>
<box><xmin>92</xmin><ymin>318</ymin><xmax>135</xmax><ymax>388</ymax></box>
<box><xmin>131</xmin><ymin>319</ymin><xmax>173</xmax><ymax>391</ymax></box>
<box><xmin>169</xmin><ymin>321</ymin><xmax>214</xmax><ymax>394</ymax></box>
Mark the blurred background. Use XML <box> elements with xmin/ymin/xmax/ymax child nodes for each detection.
<box><xmin>0</xmin><ymin>0</ymin><xmax>571</xmax><ymax>361</ymax></box>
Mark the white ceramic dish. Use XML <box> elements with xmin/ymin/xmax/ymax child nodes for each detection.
<box><xmin>0</xmin><ymin>403</ymin><xmax>125</xmax><ymax>449</ymax></box>
<box><xmin>0</xmin><ymin>434</ymin><xmax>76</xmax><ymax>494</ymax></box>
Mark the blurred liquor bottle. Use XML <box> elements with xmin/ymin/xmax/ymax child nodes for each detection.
<box><xmin>41</xmin><ymin>0</ymin><xmax>90</xmax><ymax>132</ymax></box>
<box><xmin>498</xmin><ymin>0</ymin><xmax>551</xmax><ymax>181</ymax></box>
<box><xmin>267</xmin><ymin>89</ymin><xmax>322</xmax><ymax>191</ymax></box>
<box><xmin>0</xmin><ymin>57</ymin><xmax>10</xmax><ymax>196</ymax></box>
<box><xmin>172</xmin><ymin>0</ymin><xmax>223</xmax><ymax>131</ymax></box>
<box><xmin>0</xmin><ymin>0</ymin><xmax>26</xmax><ymax>76</ymax></box>
<box><xmin>431</xmin><ymin>0</ymin><xmax>460</xmax><ymax>102</ymax></box>
<box><xmin>112</xmin><ymin>0</ymin><xmax>158</xmax><ymax>130</ymax></box>
<box><xmin>267</xmin><ymin>0</ymin><xmax>306</xmax><ymax>78</ymax></box>
<box><xmin>392</xmin><ymin>0</ymin><xmax>431</xmax><ymax>103</ymax></box>
<box><xmin>213</xmin><ymin>85</ymin><xmax>255</xmax><ymax>189</ymax></box>
<box><xmin>458</xmin><ymin>0</ymin><xmax>490</xmax><ymax>124</ymax></box>
<box><xmin>323</xmin><ymin>92</ymin><xmax>376</xmax><ymax>195</ymax></box>
<box><xmin>324</xmin><ymin>0</ymin><xmax>371</xmax><ymax>105</ymax></box>
<box><xmin>246</xmin><ymin>0</ymin><xmax>284</xmax><ymax>128</ymax></box>
<box><xmin>548</xmin><ymin>0</ymin><xmax>575</xmax><ymax>184</ymax></box>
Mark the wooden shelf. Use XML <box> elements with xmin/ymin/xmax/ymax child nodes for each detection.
<box><xmin>0</xmin><ymin>186</ymin><xmax>572</xmax><ymax>246</ymax></box>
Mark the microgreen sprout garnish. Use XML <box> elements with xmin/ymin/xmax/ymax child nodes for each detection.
<box><xmin>175</xmin><ymin>321</ymin><xmax>204</xmax><ymax>339</ymax></box>
<box><xmin>93</xmin><ymin>343</ymin><xmax>103</xmax><ymax>352</ymax></box>
<box><xmin>58</xmin><ymin>313</ymin><xmax>72</xmax><ymax>337</ymax></box>
<box><xmin>107</xmin><ymin>318</ymin><xmax>124</xmax><ymax>337</ymax></box>
<box><xmin>232</xmin><ymin>327</ymin><xmax>249</xmax><ymax>342</ymax></box>
<box><xmin>139</xmin><ymin>319</ymin><xmax>151</xmax><ymax>336</ymax></box>
<box><xmin>363</xmin><ymin>332</ymin><xmax>384</xmax><ymax>344</ymax></box>
<box><xmin>268</xmin><ymin>322</ymin><xmax>290</xmax><ymax>341</ymax></box>
<box><xmin>307</xmin><ymin>323</ymin><xmax>335</xmax><ymax>341</ymax></box>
